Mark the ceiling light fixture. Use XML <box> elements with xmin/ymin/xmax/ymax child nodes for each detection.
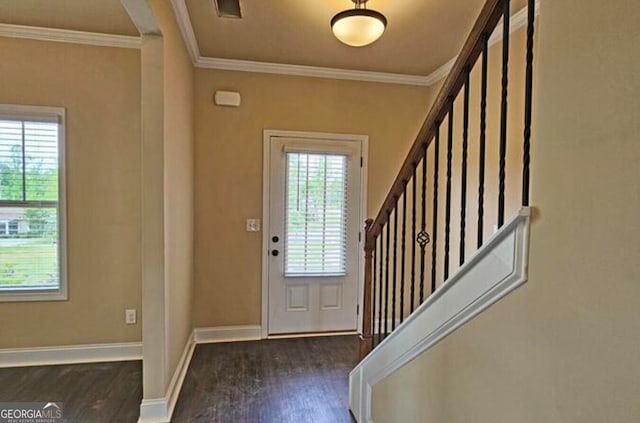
<box><xmin>331</xmin><ymin>0</ymin><xmax>387</xmax><ymax>47</ymax></box>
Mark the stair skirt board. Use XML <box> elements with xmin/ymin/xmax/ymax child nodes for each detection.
<box><xmin>349</xmin><ymin>207</ymin><xmax>530</xmax><ymax>422</ymax></box>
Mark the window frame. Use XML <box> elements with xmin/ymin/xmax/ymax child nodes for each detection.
<box><xmin>0</xmin><ymin>104</ymin><xmax>67</xmax><ymax>302</ymax></box>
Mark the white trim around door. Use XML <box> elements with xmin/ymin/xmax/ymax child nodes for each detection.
<box><xmin>262</xmin><ymin>130</ymin><xmax>368</xmax><ymax>339</ymax></box>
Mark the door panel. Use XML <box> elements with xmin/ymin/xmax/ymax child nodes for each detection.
<box><xmin>268</xmin><ymin>136</ymin><xmax>362</xmax><ymax>334</ymax></box>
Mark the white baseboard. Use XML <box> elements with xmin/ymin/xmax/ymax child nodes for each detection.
<box><xmin>193</xmin><ymin>325</ymin><xmax>262</xmax><ymax>344</ymax></box>
<box><xmin>0</xmin><ymin>342</ymin><xmax>142</xmax><ymax>368</ymax></box>
<box><xmin>349</xmin><ymin>208</ymin><xmax>531</xmax><ymax>422</ymax></box>
<box><xmin>267</xmin><ymin>331</ymin><xmax>357</xmax><ymax>339</ymax></box>
<box><xmin>138</xmin><ymin>332</ymin><xmax>195</xmax><ymax>423</ymax></box>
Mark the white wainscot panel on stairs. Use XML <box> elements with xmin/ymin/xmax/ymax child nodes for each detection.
<box><xmin>349</xmin><ymin>207</ymin><xmax>531</xmax><ymax>422</ymax></box>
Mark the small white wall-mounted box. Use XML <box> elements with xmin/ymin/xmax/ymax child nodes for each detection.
<box><xmin>214</xmin><ymin>90</ymin><xmax>241</xmax><ymax>107</ymax></box>
<box><xmin>246</xmin><ymin>219</ymin><xmax>261</xmax><ymax>232</ymax></box>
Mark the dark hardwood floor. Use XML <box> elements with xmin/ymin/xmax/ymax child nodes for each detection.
<box><xmin>0</xmin><ymin>336</ymin><xmax>357</xmax><ymax>422</ymax></box>
<box><xmin>172</xmin><ymin>335</ymin><xmax>359</xmax><ymax>423</ymax></box>
<box><xmin>0</xmin><ymin>360</ymin><xmax>142</xmax><ymax>423</ymax></box>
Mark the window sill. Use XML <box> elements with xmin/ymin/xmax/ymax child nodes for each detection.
<box><xmin>0</xmin><ymin>289</ymin><xmax>68</xmax><ymax>303</ymax></box>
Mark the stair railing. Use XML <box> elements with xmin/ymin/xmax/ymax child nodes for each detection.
<box><xmin>359</xmin><ymin>0</ymin><xmax>536</xmax><ymax>359</ymax></box>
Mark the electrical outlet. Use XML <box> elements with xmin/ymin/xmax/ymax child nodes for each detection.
<box><xmin>246</xmin><ymin>219</ymin><xmax>261</xmax><ymax>232</ymax></box>
<box><xmin>125</xmin><ymin>309</ymin><xmax>137</xmax><ymax>325</ymax></box>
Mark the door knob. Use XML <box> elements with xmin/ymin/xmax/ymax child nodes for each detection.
<box><xmin>271</xmin><ymin>249</ymin><xmax>279</xmax><ymax>256</ymax></box>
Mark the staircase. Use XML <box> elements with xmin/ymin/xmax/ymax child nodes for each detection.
<box><xmin>350</xmin><ymin>0</ymin><xmax>536</xmax><ymax>420</ymax></box>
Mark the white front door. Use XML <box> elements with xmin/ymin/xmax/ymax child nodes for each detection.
<box><xmin>267</xmin><ymin>135</ymin><xmax>363</xmax><ymax>335</ymax></box>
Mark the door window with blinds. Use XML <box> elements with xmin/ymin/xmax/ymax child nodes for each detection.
<box><xmin>285</xmin><ymin>152</ymin><xmax>348</xmax><ymax>276</ymax></box>
<box><xmin>0</xmin><ymin>105</ymin><xmax>66</xmax><ymax>301</ymax></box>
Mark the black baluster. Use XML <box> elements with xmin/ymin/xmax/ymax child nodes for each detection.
<box><xmin>522</xmin><ymin>0</ymin><xmax>535</xmax><ymax>206</ymax></box>
<box><xmin>384</xmin><ymin>218</ymin><xmax>390</xmax><ymax>338</ymax></box>
<box><xmin>400</xmin><ymin>183</ymin><xmax>407</xmax><ymax>323</ymax></box>
<box><xmin>419</xmin><ymin>144</ymin><xmax>428</xmax><ymax>303</ymax></box>
<box><xmin>444</xmin><ymin>99</ymin><xmax>454</xmax><ymax>280</ymax></box>
<box><xmin>410</xmin><ymin>168</ymin><xmax>417</xmax><ymax>312</ymax></box>
<box><xmin>431</xmin><ymin>123</ymin><xmax>440</xmax><ymax>293</ymax></box>
<box><xmin>498</xmin><ymin>0</ymin><xmax>510</xmax><ymax>228</ymax></box>
<box><xmin>372</xmin><ymin>237</ymin><xmax>377</xmax><ymax>346</ymax></box>
<box><xmin>478</xmin><ymin>35</ymin><xmax>488</xmax><ymax>248</ymax></box>
<box><xmin>377</xmin><ymin>230</ymin><xmax>383</xmax><ymax>341</ymax></box>
<box><xmin>460</xmin><ymin>71</ymin><xmax>470</xmax><ymax>265</ymax></box>
<box><xmin>392</xmin><ymin>203</ymin><xmax>398</xmax><ymax>331</ymax></box>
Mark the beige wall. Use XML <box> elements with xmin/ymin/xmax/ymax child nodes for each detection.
<box><xmin>0</xmin><ymin>37</ymin><xmax>142</xmax><ymax>348</ymax></box>
<box><xmin>193</xmin><ymin>71</ymin><xmax>435</xmax><ymax>327</ymax></box>
<box><xmin>373</xmin><ymin>0</ymin><xmax>640</xmax><ymax>421</ymax></box>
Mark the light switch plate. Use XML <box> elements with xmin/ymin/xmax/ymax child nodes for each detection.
<box><xmin>125</xmin><ymin>309</ymin><xmax>137</xmax><ymax>325</ymax></box>
<box><xmin>246</xmin><ymin>219</ymin><xmax>261</xmax><ymax>232</ymax></box>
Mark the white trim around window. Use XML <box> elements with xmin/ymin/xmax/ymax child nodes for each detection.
<box><xmin>0</xmin><ymin>104</ymin><xmax>68</xmax><ymax>302</ymax></box>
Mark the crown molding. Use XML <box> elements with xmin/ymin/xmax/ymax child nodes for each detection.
<box><xmin>181</xmin><ymin>1</ymin><xmax>539</xmax><ymax>87</ymax></box>
<box><xmin>0</xmin><ymin>0</ymin><xmax>539</xmax><ymax>86</ymax></box>
<box><xmin>196</xmin><ymin>56</ymin><xmax>431</xmax><ymax>86</ymax></box>
<box><xmin>0</xmin><ymin>23</ymin><xmax>141</xmax><ymax>49</ymax></box>
<box><xmin>170</xmin><ymin>0</ymin><xmax>200</xmax><ymax>63</ymax></box>
<box><xmin>424</xmin><ymin>56</ymin><xmax>458</xmax><ymax>86</ymax></box>
<box><xmin>171</xmin><ymin>0</ymin><xmax>429</xmax><ymax>85</ymax></box>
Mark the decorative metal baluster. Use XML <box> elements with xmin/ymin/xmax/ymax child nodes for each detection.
<box><xmin>444</xmin><ymin>99</ymin><xmax>454</xmax><ymax>280</ymax></box>
<box><xmin>392</xmin><ymin>203</ymin><xmax>398</xmax><ymax>331</ymax></box>
<box><xmin>400</xmin><ymin>183</ymin><xmax>407</xmax><ymax>323</ymax></box>
<box><xmin>357</xmin><ymin>0</ymin><xmax>536</xmax><ymax>360</ymax></box>
<box><xmin>460</xmin><ymin>71</ymin><xmax>470</xmax><ymax>265</ymax></box>
<box><xmin>360</xmin><ymin>219</ymin><xmax>375</xmax><ymax>359</ymax></box>
<box><xmin>372</xmin><ymin>236</ymin><xmax>377</xmax><ymax>346</ymax></box>
<box><xmin>418</xmin><ymin>144</ymin><xmax>428</xmax><ymax>304</ymax></box>
<box><xmin>498</xmin><ymin>0</ymin><xmax>510</xmax><ymax>228</ymax></box>
<box><xmin>377</xmin><ymin>232</ymin><xmax>383</xmax><ymax>342</ymax></box>
<box><xmin>522</xmin><ymin>0</ymin><xmax>535</xmax><ymax>206</ymax></box>
<box><xmin>478</xmin><ymin>35</ymin><xmax>488</xmax><ymax>248</ymax></box>
<box><xmin>410</xmin><ymin>168</ymin><xmax>417</xmax><ymax>312</ymax></box>
<box><xmin>431</xmin><ymin>123</ymin><xmax>440</xmax><ymax>293</ymax></box>
<box><xmin>384</xmin><ymin>218</ymin><xmax>390</xmax><ymax>338</ymax></box>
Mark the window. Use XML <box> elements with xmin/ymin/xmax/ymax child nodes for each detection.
<box><xmin>284</xmin><ymin>152</ymin><xmax>348</xmax><ymax>276</ymax></box>
<box><xmin>8</xmin><ymin>220</ymin><xmax>18</xmax><ymax>235</ymax></box>
<box><xmin>0</xmin><ymin>105</ymin><xmax>66</xmax><ymax>301</ymax></box>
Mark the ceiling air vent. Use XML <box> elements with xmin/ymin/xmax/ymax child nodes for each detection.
<box><xmin>214</xmin><ymin>0</ymin><xmax>242</xmax><ymax>18</ymax></box>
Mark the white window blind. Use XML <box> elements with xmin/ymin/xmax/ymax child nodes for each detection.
<box><xmin>0</xmin><ymin>117</ymin><xmax>61</xmax><ymax>293</ymax></box>
<box><xmin>285</xmin><ymin>152</ymin><xmax>348</xmax><ymax>277</ymax></box>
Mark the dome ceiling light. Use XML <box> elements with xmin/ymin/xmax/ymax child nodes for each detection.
<box><xmin>331</xmin><ymin>0</ymin><xmax>387</xmax><ymax>47</ymax></box>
